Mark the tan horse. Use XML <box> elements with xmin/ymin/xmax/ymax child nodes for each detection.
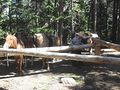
<box><xmin>34</xmin><ymin>33</ymin><xmax>50</xmax><ymax>68</ymax></box>
<box><xmin>3</xmin><ymin>34</ymin><xmax>25</xmax><ymax>75</ymax></box>
<box><xmin>34</xmin><ymin>33</ymin><xmax>49</xmax><ymax>47</ymax></box>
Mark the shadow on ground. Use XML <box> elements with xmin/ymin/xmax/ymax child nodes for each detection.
<box><xmin>49</xmin><ymin>59</ymin><xmax>120</xmax><ymax>90</ymax></box>
<box><xmin>0</xmin><ymin>58</ymin><xmax>120</xmax><ymax>90</ymax></box>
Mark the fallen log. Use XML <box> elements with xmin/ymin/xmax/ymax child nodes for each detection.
<box><xmin>22</xmin><ymin>44</ymin><xmax>92</xmax><ymax>52</ymax></box>
<box><xmin>101</xmin><ymin>49</ymin><xmax>117</xmax><ymax>52</ymax></box>
<box><xmin>0</xmin><ymin>44</ymin><xmax>92</xmax><ymax>57</ymax></box>
<box><xmin>102</xmin><ymin>51</ymin><xmax>120</xmax><ymax>55</ymax></box>
<box><xmin>93</xmin><ymin>39</ymin><xmax>120</xmax><ymax>51</ymax></box>
<box><xmin>0</xmin><ymin>48</ymin><xmax>120</xmax><ymax>64</ymax></box>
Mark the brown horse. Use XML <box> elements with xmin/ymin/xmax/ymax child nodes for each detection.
<box><xmin>3</xmin><ymin>33</ymin><xmax>59</xmax><ymax>73</ymax></box>
<box><xmin>34</xmin><ymin>33</ymin><xmax>49</xmax><ymax>47</ymax></box>
<box><xmin>3</xmin><ymin>34</ymin><xmax>25</xmax><ymax>75</ymax></box>
<box><xmin>71</xmin><ymin>32</ymin><xmax>99</xmax><ymax>54</ymax></box>
<box><xmin>34</xmin><ymin>33</ymin><xmax>52</xmax><ymax>68</ymax></box>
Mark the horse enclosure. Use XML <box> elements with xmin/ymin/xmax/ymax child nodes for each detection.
<box><xmin>0</xmin><ymin>38</ymin><xmax>120</xmax><ymax>66</ymax></box>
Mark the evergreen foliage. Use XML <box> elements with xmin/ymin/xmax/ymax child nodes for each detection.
<box><xmin>0</xmin><ymin>0</ymin><xmax>120</xmax><ymax>44</ymax></box>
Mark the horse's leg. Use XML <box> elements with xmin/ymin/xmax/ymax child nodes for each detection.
<box><xmin>6</xmin><ymin>53</ymin><xmax>9</xmax><ymax>67</ymax></box>
<box><xmin>16</xmin><ymin>55</ymin><xmax>24</xmax><ymax>75</ymax></box>
<box><xmin>24</xmin><ymin>56</ymin><xmax>27</xmax><ymax>68</ymax></box>
<box><xmin>30</xmin><ymin>56</ymin><xmax>34</xmax><ymax>66</ymax></box>
<box><xmin>24</xmin><ymin>56</ymin><xmax>34</xmax><ymax>67</ymax></box>
<box><xmin>19</xmin><ymin>55</ymin><xmax>24</xmax><ymax>75</ymax></box>
<box><xmin>89</xmin><ymin>47</ymin><xmax>93</xmax><ymax>54</ymax></box>
<box><xmin>87</xmin><ymin>38</ymin><xmax>93</xmax><ymax>54</ymax></box>
<box><xmin>42</xmin><ymin>58</ymin><xmax>45</xmax><ymax>69</ymax></box>
<box><xmin>15</xmin><ymin>56</ymin><xmax>20</xmax><ymax>75</ymax></box>
<box><xmin>41</xmin><ymin>58</ymin><xmax>49</xmax><ymax>69</ymax></box>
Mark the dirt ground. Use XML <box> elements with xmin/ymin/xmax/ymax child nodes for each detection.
<box><xmin>0</xmin><ymin>58</ymin><xmax>120</xmax><ymax>90</ymax></box>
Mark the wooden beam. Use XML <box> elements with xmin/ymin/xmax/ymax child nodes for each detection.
<box><xmin>0</xmin><ymin>48</ymin><xmax>120</xmax><ymax>64</ymax></box>
<box><xmin>0</xmin><ymin>44</ymin><xmax>92</xmax><ymax>57</ymax></box>
<box><xmin>93</xmin><ymin>38</ymin><xmax>120</xmax><ymax>51</ymax></box>
<box><xmin>101</xmin><ymin>49</ymin><xmax>117</xmax><ymax>52</ymax></box>
<box><xmin>102</xmin><ymin>51</ymin><xmax>120</xmax><ymax>55</ymax></box>
<box><xmin>24</xmin><ymin>44</ymin><xmax>92</xmax><ymax>52</ymax></box>
<box><xmin>94</xmin><ymin>44</ymin><xmax>101</xmax><ymax>55</ymax></box>
<box><xmin>0</xmin><ymin>45</ymin><xmax>92</xmax><ymax>57</ymax></box>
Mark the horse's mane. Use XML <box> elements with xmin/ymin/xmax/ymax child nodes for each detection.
<box><xmin>15</xmin><ymin>33</ymin><xmax>36</xmax><ymax>48</ymax></box>
<box><xmin>15</xmin><ymin>33</ymin><xmax>25</xmax><ymax>48</ymax></box>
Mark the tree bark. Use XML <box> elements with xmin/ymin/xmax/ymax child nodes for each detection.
<box><xmin>93</xmin><ymin>38</ymin><xmax>120</xmax><ymax>51</ymax></box>
<box><xmin>58</xmin><ymin>0</ymin><xmax>63</xmax><ymax>45</ymax></box>
<box><xmin>0</xmin><ymin>48</ymin><xmax>120</xmax><ymax>64</ymax></box>
<box><xmin>110</xmin><ymin>0</ymin><xmax>118</xmax><ymax>43</ymax></box>
<box><xmin>0</xmin><ymin>44</ymin><xmax>92</xmax><ymax>58</ymax></box>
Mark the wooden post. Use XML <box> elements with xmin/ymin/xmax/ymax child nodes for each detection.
<box><xmin>93</xmin><ymin>38</ymin><xmax>120</xmax><ymax>51</ymax></box>
<box><xmin>95</xmin><ymin>44</ymin><xmax>101</xmax><ymax>55</ymax></box>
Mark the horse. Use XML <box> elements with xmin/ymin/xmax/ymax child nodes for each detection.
<box><xmin>71</xmin><ymin>32</ymin><xmax>99</xmax><ymax>67</ymax></box>
<box><xmin>33</xmin><ymin>33</ymin><xmax>62</xmax><ymax>69</ymax></box>
<box><xmin>71</xmin><ymin>32</ymin><xmax>99</xmax><ymax>54</ymax></box>
<box><xmin>33</xmin><ymin>33</ymin><xmax>55</xmax><ymax>69</ymax></box>
<box><xmin>34</xmin><ymin>33</ymin><xmax>59</xmax><ymax>47</ymax></box>
<box><xmin>3</xmin><ymin>32</ymin><xmax>58</xmax><ymax>74</ymax></box>
<box><xmin>3</xmin><ymin>34</ymin><xmax>25</xmax><ymax>75</ymax></box>
<box><xmin>34</xmin><ymin>33</ymin><xmax>49</xmax><ymax>47</ymax></box>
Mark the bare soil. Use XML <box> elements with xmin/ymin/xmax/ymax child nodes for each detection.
<box><xmin>0</xmin><ymin>58</ymin><xmax>120</xmax><ymax>90</ymax></box>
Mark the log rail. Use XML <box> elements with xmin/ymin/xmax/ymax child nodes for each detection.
<box><xmin>0</xmin><ymin>48</ymin><xmax>120</xmax><ymax>64</ymax></box>
<box><xmin>0</xmin><ymin>44</ymin><xmax>92</xmax><ymax>57</ymax></box>
<box><xmin>93</xmin><ymin>38</ymin><xmax>120</xmax><ymax>55</ymax></box>
<box><xmin>0</xmin><ymin>39</ymin><xmax>120</xmax><ymax>65</ymax></box>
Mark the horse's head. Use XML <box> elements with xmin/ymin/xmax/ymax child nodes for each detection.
<box><xmin>3</xmin><ymin>34</ymin><xmax>18</xmax><ymax>49</ymax></box>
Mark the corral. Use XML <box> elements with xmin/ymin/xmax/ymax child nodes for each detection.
<box><xmin>0</xmin><ymin>39</ymin><xmax>120</xmax><ymax>90</ymax></box>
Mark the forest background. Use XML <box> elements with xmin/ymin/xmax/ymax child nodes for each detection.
<box><xmin>0</xmin><ymin>0</ymin><xmax>120</xmax><ymax>45</ymax></box>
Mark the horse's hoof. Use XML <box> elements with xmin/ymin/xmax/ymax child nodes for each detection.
<box><xmin>15</xmin><ymin>71</ymin><xmax>24</xmax><ymax>76</ymax></box>
<box><xmin>16</xmin><ymin>73</ymin><xmax>24</xmax><ymax>76</ymax></box>
<box><xmin>19</xmin><ymin>71</ymin><xmax>24</xmax><ymax>76</ymax></box>
<box><xmin>19</xmin><ymin>73</ymin><xmax>24</xmax><ymax>76</ymax></box>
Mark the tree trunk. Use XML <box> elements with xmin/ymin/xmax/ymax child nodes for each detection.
<box><xmin>9</xmin><ymin>5</ymin><xmax>12</xmax><ymax>32</ymax></box>
<box><xmin>94</xmin><ymin>0</ymin><xmax>97</xmax><ymax>32</ymax></box>
<box><xmin>35</xmin><ymin>0</ymin><xmax>38</xmax><ymax>27</ymax></box>
<box><xmin>89</xmin><ymin>0</ymin><xmax>96</xmax><ymax>32</ymax></box>
<box><xmin>0</xmin><ymin>44</ymin><xmax>92</xmax><ymax>58</ymax></box>
<box><xmin>97</xmin><ymin>0</ymin><xmax>108</xmax><ymax>39</ymax></box>
<box><xmin>117</xmin><ymin>1</ymin><xmax>120</xmax><ymax>43</ymax></box>
<box><xmin>58</xmin><ymin>0</ymin><xmax>63</xmax><ymax>46</ymax></box>
<box><xmin>25</xmin><ymin>44</ymin><xmax>92</xmax><ymax>52</ymax></box>
<box><xmin>0</xmin><ymin>48</ymin><xmax>120</xmax><ymax>64</ymax></box>
<box><xmin>110</xmin><ymin>0</ymin><xmax>118</xmax><ymax>43</ymax></box>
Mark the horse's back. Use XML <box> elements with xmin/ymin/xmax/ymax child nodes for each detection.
<box><xmin>34</xmin><ymin>33</ymin><xmax>49</xmax><ymax>47</ymax></box>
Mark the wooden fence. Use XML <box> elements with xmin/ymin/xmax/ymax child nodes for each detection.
<box><xmin>0</xmin><ymin>39</ymin><xmax>120</xmax><ymax>65</ymax></box>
